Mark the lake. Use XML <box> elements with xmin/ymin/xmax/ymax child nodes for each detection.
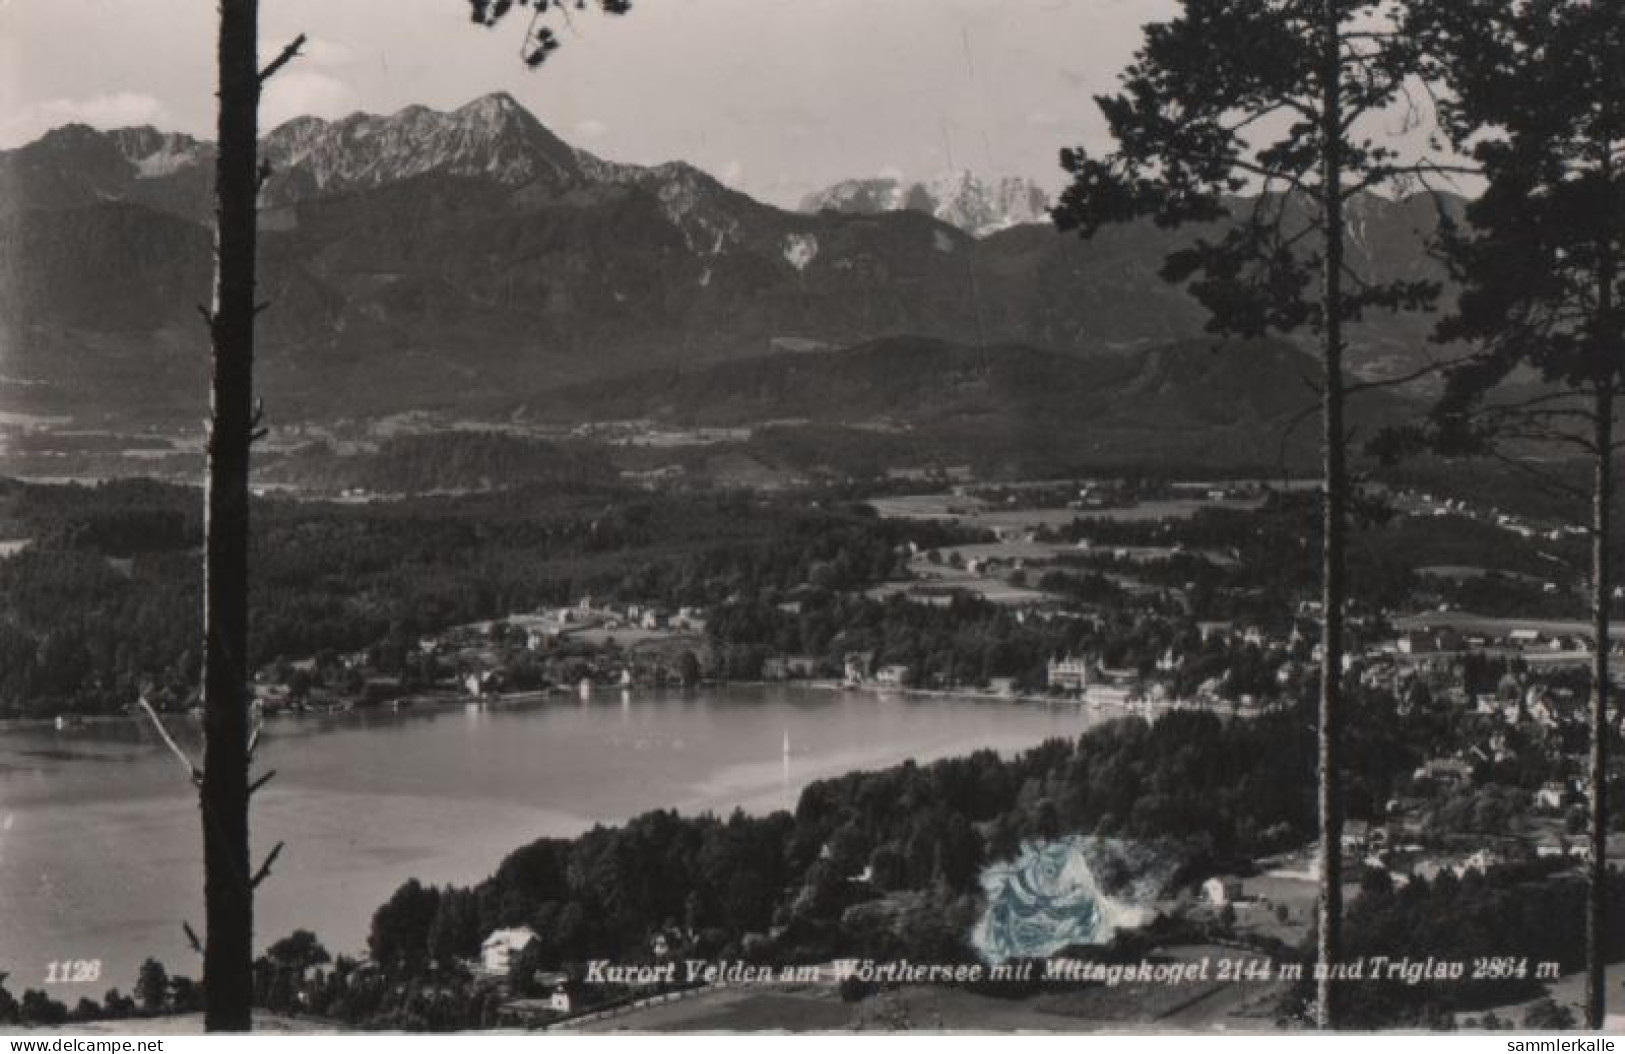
<box><xmin>0</xmin><ymin>685</ymin><xmax>1101</xmax><ymax>996</ymax></box>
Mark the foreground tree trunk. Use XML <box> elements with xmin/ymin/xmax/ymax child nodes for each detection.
<box><xmin>1589</xmin><ymin>384</ymin><xmax>1614</xmax><ymax>1031</ymax></box>
<box><xmin>1589</xmin><ymin>181</ymin><xmax>1618</xmax><ymax>1029</ymax></box>
<box><xmin>1314</xmin><ymin>0</ymin><xmax>1345</xmax><ymax>1029</ymax></box>
<box><xmin>201</xmin><ymin>0</ymin><xmax>262</xmax><ymax>1031</ymax></box>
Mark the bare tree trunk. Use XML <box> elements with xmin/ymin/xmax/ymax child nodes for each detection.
<box><xmin>1313</xmin><ymin>0</ymin><xmax>1346</xmax><ymax>1030</ymax></box>
<box><xmin>1588</xmin><ymin>142</ymin><xmax>1619</xmax><ymax>1027</ymax></box>
<box><xmin>201</xmin><ymin>0</ymin><xmax>261</xmax><ymax>1031</ymax></box>
<box><xmin>1588</xmin><ymin>384</ymin><xmax>1615</xmax><ymax>1031</ymax></box>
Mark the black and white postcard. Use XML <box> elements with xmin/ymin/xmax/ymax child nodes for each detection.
<box><xmin>0</xmin><ymin>0</ymin><xmax>1622</xmax><ymax>1039</ymax></box>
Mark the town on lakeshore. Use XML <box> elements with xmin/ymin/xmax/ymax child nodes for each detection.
<box><xmin>4</xmin><ymin>465</ymin><xmax>1621</xmax><ymax>1032</ymax></box>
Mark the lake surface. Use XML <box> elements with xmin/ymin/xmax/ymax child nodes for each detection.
<box><xmin>0</xmin><ymin>685</ymin><xmax>1100</xmax><ymax>995</ymax></box>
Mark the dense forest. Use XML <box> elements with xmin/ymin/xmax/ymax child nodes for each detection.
<box><xmin>0</xmin><ymin>477</ymin><xmax>978</xmax><ymax>717</ymax></box>
<box><xmin>360</xmin><ymin>709</ymin><xmax>1323</xmax><ymax>993</ymax></box>
<box><xmin>258</xmin><ymin>432</ymin><xmax>615</xmax><ymax>495</ymax></box>
<box><xmin>1330</xmin><ymin>864</ymin><xmax>1625</xmax><ymax>1028</ymax></box>
<box><xmin>319</xmin><ymin>696</ymin><xmax>1572</xmax><ymax>1030</ymax></box>
<box><xmin>1</xmin><ymin>471</ymin><xmax>1602</xmax><ymax>718</ymax></box>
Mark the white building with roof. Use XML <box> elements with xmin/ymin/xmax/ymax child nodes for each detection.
<box><xmin>481</xmin><ymin>926</ymin><xmax>539</xmax><ymax>974</ymax></box>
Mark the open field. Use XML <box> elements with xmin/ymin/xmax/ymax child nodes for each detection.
<box><xmin>1416</xmin><ymin>565</ymin><xmax>1547</xmax><ymax>585</ymax></box>
<box><xmin>567</xmin><ymin>627</ymin><xmax>705</xmax><ymax>649</ymax></box>
<box><xmin>1082</xmin><ymin>497</ymin><xmax>1267</xmax><ymax>523</ymax></box>
<box><xmin>873</xmin><ymin>547</ymin><xmax>1061</xmax><ymax>606</ymax></box>
<box><xmin>869</xmin><ymin>578</ymin><xmax>1056</xmax><ymax>606</ymax></box>
<box><xmin>869</xmin><ymin>492</ymin><xmax>1267</xmax><ymax>529</ymax></box>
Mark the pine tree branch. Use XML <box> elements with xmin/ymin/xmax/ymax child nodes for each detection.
<box><xmin>1495</xmin><ymin>426</ymin><xmax>1599</xmax><ymax>454</ymax></box>
<box><xmin>520</xmin><ymin>4</ymin><xmax>544</xmax><ymax>61</ymax></box>
<box><xmin>137</xmin><ymin>695</ymin><xmax>202</xmax><ymax>786</ymax></box>
<box><xmin>1340</xmin><ymin>29</ymin><xmax>1408</xmax><ymax>43</ymax></box>
<box><xmin>1485</xmin><ymin>448</ymin><xmax>1593</xmax><ymax>506</ymax></box>
<box><xmin>258</xmin><ymin>34</ymin><xmax>307</xmax><ymax>83</ymax></box>
<box><xmin>1339</xmin><ymin>258</ymin><xmax>1374</xmax><ymax>292</ymax></box>
<box><xmin>1479</xmin><ymin>389</ymin><xmax>1601</xmax><ymax>414</ymax></box>
<box><xmin>1230</xmin><ymin>99</ymin><xmax>1317</xmax><ymax>136</ymax></box>
<box><xmin>1275</xmin><ymin>399</ymin><xmax>1324</xmax><ymax>481</ymax></box>
<box><xmin>251</xmin><ymin>841</ymin><xmax>286</xmax><ymax>889</ymax></box>
<box><xmin>1342</xmin><ymin>159</ymin><xmax>1481</xmax><ymax>201</ymax></box>
<box><xmin>1344</xmin><ymin>355</ymin><xmax>1478</xmax><ymax>397</ymax></box>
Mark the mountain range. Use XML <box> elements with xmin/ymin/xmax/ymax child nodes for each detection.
<box><xmin>0</xmin><ymin>92</ymin><xmax>1457</xmax><ymax>466</ymax></box>
<box><xmin>799</xmin><ymin>173</ymin><xmax>1052</xmax><ymax>237</ymax></box>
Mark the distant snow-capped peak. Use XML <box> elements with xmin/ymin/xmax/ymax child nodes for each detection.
<box><xmin>107</xmin><ymin>127</ymin><xmax>210</xmax><ymax>178</ymax></box>
<box><xmin>799</xmin><ymin>171</ymin><xmax>1050</xmax><ymax>236</ymax></box>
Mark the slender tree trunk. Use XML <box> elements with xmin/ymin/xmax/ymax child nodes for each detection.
<box><xmin>201</xmin><ymin>0</ymin><xmax>261</xmax><ymax>1031</ymax></box>
<box><xmin>1588</xmin><ymin>389</ymin><xmax>1615</xmax><ymax>1031</ymax></box>
<box><xmin>1589</xmin><ymin>142</ymin><xmax>1618</xmax><ymax>1027</ymax></box>
<box><xmin>1314</xmin><ymin>0</ymin><xmax>1346</xmax><ymax>1030</ymax></box>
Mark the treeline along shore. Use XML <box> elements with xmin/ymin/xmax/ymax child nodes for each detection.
<box><xmin>232</xmin><ymin>704</ymin><xmax>1625</xmax><ymax>1029</ymax></box>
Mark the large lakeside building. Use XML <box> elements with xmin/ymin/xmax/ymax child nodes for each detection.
<box><xmin>1046</xmin><ymin>655</ymin><xmax>1091</xmax><ymax>693</ymax></box>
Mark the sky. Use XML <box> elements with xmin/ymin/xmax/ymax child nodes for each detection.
<box><xmin>0</xmin><ymin>0</ymin><xmax>1180</xmax><ymax>207</ymax></box>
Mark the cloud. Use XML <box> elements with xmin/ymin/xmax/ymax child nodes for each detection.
<box><xmin>296</xmin><ymin>37</ymin><xmax>357</xmax><ymax>70</ymax></box>
<box><xmin>260</xmin><ymin>70</ymin><xmax>363</xmax><ymax>129</ymax></box>
<box><xmin>0</xmin><ymin>92</ymin><xmax>170</xmax><ymax>145</ymax></box>
<box><xmin>574</xmin><ymin>118</ymin><xmax>609</xmax><ymax>139</ymax></box>
<box><xmin>719</xmin><ymin>158</ymin><xmax>745</xmax><ymax>186</ymax></box>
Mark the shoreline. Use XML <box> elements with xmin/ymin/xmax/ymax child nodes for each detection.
<box><xmin>0</xmin><ymin>676</ymin><xmax>1253</xmax><ymax>736</ymax></box>
<box><xmin>1</xmin><ymin>684</ymin><xmax>1095</xmax><ymax>990</ymax></box>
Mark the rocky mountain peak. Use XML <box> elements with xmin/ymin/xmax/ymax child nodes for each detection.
<box><xmin>257</xmin><ymin>93</ymin><xmax>583</xmax><ymax>205</ymax></box>
<box><xmin>800</xmin><ymin>171</ymin><xmax>1050</xmax><ymax>236</ymax></box>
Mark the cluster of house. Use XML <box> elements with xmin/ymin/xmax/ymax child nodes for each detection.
<box><xmin>761</xmin><ymin>655</ymin><xmax>820</xmax><ymax>681</ymax></box>
<box><xmin>1043</xmin><ymin>653</ymin><xmax>1182</xmax><ymax>708</ymax></box>
<box><xmin>759</xmin><ymin>651</ymin><xmax>1036</xmax><ymax>697</ymax></box>
<box><xmin>1364</xmin><ymin>826</ymin><xmax>1600</xmax><ymax>879</ymax></box>
<box><xmin>477</xmin><ymin>921</ymin><xmax>703</xmax><ymax>1026</ymax></box>
<box><xmin>462</xmin><ymin>656</ymin><xmax>674</xmax><ymax>701</ymax></box>
<box><xmin>244</xmin><ymin>597</ymin><xmax>710</xmax><ymax>713</ymax></box>
<box><xmin>809</xmin><ymin>609</ymin><xmax>1620</xmax><ymax>716</ymax></box>
<box><xmin>1396</xmin><ymin>625</ymin><xmax>1625</xmax><ymax>658</ymax></box>
<box><xmin>958</xmin><ymin>478</ymin><xmax>1250</xmax><ymax>515</ymax></box>
<box><xmin>481</xmin><ymin>927</ymin><xmax>575</xmax><ymax>1016</ymax></box>
<box><xmin>1472</xmin><ymin>684</ymin><xmax>1595</xmax><ymax>729</ymax></box>
<box><xmin>842</xmin><ymin>652</ymin><xmax>912</xmax><ymax>690</ymax></box>
<box><xmin>423</xmin><ymin>599</ymin><xmax>706</xmax><ymax>656</ymax></box>
<box><xmin>1402</xmin><ymin>488</ymin><xmax>1582</xmax><ymax>545</ymax></box>
<box><xmin>248</xmin><ymin>656</ymin><xmax>405</xmax><ymax>717</ymax></box>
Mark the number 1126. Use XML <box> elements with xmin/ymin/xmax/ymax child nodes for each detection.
<box><xmin>44</xmin><ymin>959</ymin><xmax>102</xmax><ymax>984</ymax></box>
